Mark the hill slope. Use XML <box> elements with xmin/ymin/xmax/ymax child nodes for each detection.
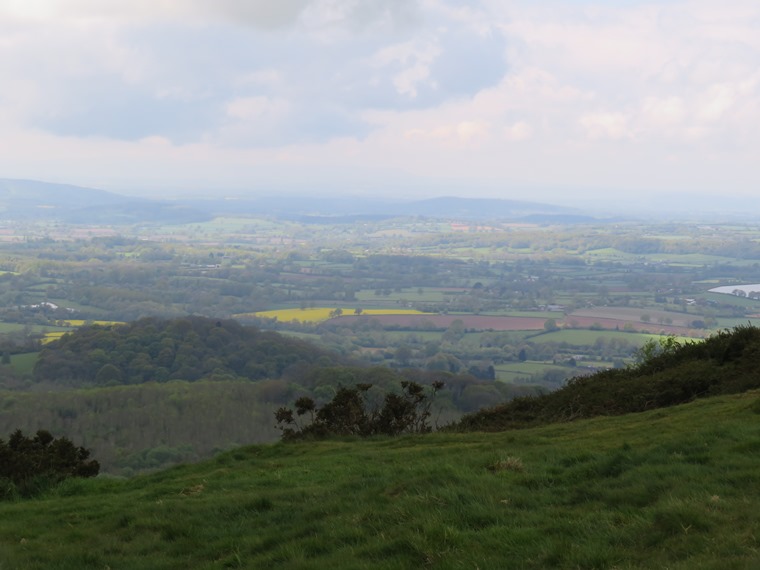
<box><xmin>458</xmin><ymin>325</ymin><xmax>760</xmax><ymax>432</ymax></box>
<box><xmin>1</xmin><ymin>392</ymin><xmax>759</xmax><ymax>568</ymax></box>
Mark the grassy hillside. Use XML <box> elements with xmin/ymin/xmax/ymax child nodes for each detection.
<box><xmin>1</xmin><ymin>391</ymin><xmax>759</xmax><ymax>569</ymax></box>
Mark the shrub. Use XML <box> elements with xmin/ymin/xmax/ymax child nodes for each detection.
<box><xmin>275</xmin><ymin>380</ymin><xmax>445</xmax><ymax>440</ymax></box>
<box><xmin>0</xmin><ymin>429</ymin><xmax>100</xmax><ymax>499</ymax></box>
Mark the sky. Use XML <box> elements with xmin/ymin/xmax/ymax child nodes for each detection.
<box><xmin>1</xmin><ymin>0</ymin><xmax>759</xmax><ymax>206</ymax></box>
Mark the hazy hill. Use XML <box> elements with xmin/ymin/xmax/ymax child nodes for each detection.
<box><xmin>0</xmin><ymin>178</ymin><xmax>592</xmax><ymax>223</ymax></box>
<box><xmin>0</xmin><ymin>178</ymin><xmax>209</xmax><ymax>223</ymax></box>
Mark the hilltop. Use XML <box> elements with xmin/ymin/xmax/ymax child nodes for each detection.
<box><xmin>0</xmin><ymin>391</ymin><xmax>758</xmax><ymax>568</ymax></box>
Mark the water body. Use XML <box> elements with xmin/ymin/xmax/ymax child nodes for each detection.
<box><xmin>709</xmin><ymin>284</ymin><xmax>760</xmax><ymax>296</ymax></box>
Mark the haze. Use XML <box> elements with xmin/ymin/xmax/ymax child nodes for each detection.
<box><xmin>1</xmin><ymin>0</ymin><xmax>758</xmax><ymax>208</ymax></box>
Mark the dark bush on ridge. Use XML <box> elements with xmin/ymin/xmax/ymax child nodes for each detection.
<box><xmin>0</xmin><ymin>429</ymin><xmax>100</xmax><ymax>499</ymax></box>
<box><xmin>275</xmin><ymin>380</ymin><xmax>444</xmax><ymax>440</ymax></box>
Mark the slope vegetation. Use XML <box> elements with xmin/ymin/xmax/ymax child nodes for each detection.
<box><xmin>458</xmin><ymin>325</ymin><xmax>760</xmax><ymax>431</ymax></box>
<box><xmin>0</xmin><ymin>392</ymin><xmax>759</xmax><ymax>568</ymax></box>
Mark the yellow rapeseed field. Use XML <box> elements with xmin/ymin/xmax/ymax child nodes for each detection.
<box><xmin>241</xmin><ymin>308</ymin><xmax>432</xmax><ymax>323</ymax></box>
<box><xmin>42</xmin><ymin>321</ymin><xmax>125</xmax><ymax>344</ymax></box>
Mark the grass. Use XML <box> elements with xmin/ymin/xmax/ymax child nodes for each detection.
<box><xmin>531</xmin><ymin>329</ymin><xmax>682</xmax><ymax>346</ymax></box>
<box><xmin>1</xmin><ymin>392</ymin><xmax>759</xmax><ymax>568</ymax></box>
<box><xmin>494</xmin><ymin>361</ymin><xmax>570</xmax><ymax>378</ymax></box>
<box><xmin>9</xmin><ymin>352</ymin><xmax>38</xmax><ymax>374</ymax></box>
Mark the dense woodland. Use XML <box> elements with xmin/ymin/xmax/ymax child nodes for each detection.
<box><xmin>33</xmin><ymin>317</ymin><xmax>336</xmax><ymax>386</ymax></box>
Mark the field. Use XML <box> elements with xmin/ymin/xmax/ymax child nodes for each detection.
<box><xmin>494</xmin><ymin>361</ymin><xmax>571</xmax><ymax>382</ymax></box>
<box><xmin>54</xmin><ymin>320</ymin><xmax>125</xmax><ymax>327</ymax></box>
<box><xmin>9</xmin><ymin>352</ymin><xmax>38</xmax><ymax>374</ymax></box>
<box><xmin>245</xmin><ymin>308</ymin><xmax>433</xmax><ymax>323</ymax></box>
<box><xmin>1</xmin><ymin>392</ymin><xmax>759</xmax><ymax>568</ymax></box>
<box><xmin>332</xmin><ymin>314</ymin><xmax>547</xmax><ymax>331</ymax></box>
<box><xmin>531</xmin><ymin>329</ymin><xmax>670</xmax><ymax>347</ymax></box>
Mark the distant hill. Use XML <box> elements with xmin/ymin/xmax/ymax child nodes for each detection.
<box><xmin>184</xmin><ymin>194</ymin><xmax>589</xmax><ymax>222</ymax></box>
<box><xmin>0</xmin><ymin>178</ymin><xmax>210</xmax><ymax>224</ymax></box>
<box><xmin>0</xmin><ymin>178</ymin><xmax>597</xmax><ymax>223</ymax></box>
<box><xmin>0</xmin><ymin>178</ymin><xmax>124</xmax><ymax>211</ymax></box>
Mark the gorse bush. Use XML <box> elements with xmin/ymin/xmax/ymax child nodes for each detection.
<box><xmin>275</xmin><ymin>380</ymin><xmax>444</xmax><ymax>440</ymax></box>
<box><xmin>0</xmin><ymin>429</ymin><xmax>100</xmax><ymax>499</ymax></box>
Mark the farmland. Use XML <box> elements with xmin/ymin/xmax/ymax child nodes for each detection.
<box><xmin>0</xmin><ymin>215</ymin><xmax>759</xmax><ymax>392</ymax></box>
<box><xmin>246</xmin><ymin>307</ymin><xmax>432</xmax><ymax>323</ymax></box>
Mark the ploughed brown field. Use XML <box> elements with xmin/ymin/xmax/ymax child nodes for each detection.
<box><xmin>560</xmin><ymin>315</ymin><xmax>700</xmax><ymax>336</ymax></box>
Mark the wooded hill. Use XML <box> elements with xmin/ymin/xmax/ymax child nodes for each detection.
<box><xmin>33</xmin><ymin>317</ymin><xmax>337</xmax><ymax>386</ymax></box>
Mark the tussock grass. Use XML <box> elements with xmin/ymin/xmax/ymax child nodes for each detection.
<box><xmin>1</xmin><ymin>392</ymin><xmax>760</xmax><ymax>568</ymax></box>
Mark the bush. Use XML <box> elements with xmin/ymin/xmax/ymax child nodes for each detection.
<box><xmin>0</xmin><ymin>429</ymin><xmax>100</xmax><ymax>499</ymax></box>
<box><xmin>275</xmin><ymin>380</ymin><xmax>444</xmax><ymax>440</ymax></box>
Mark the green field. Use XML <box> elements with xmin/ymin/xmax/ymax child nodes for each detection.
<box><xmin>530</xmin><ymin>329</ymin><xmax>670</xmax><ymax>346</ymax></box>
<box><xmin>9</xmin><ymin>352</ymin><xmax>38</xmax><ymax>374</ymax></box>
<box><xmin>355</xmin><ymin>288</ymin><xmax>449</xmax><ymax>303</ymax></box>
<box><xmin>494</xmin><ymin>361</ymin><xmax>570</xmax><ymax>382</ymax></box>
<box><xmin>1</xmin><ymin>392</ymin><xmax>759</xmax><ymax>568</ymax></box>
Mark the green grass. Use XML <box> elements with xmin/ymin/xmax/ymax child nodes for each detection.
<box><xmin>494</xmin><ymin>361</ymin><xmax>569</xmax><ymax>380</ymax></box>
<box><xmin>9</xmin><ymin>352</ymin><xmax>38</xmax><ymax>374</ymax></box>
<box><xmin>2</xmin><ymin>392</ymin><xmax>759</xmax><ymax>568</ymax></box>
<box><xmin>530</xmin><ymin>329</ymin><xmax>663</xmax><ymax>346</ymax></box>
<box><xmin>355</xmin><ymin>288</ymin><xmax>449</xmax><ymax>303</ymax></box>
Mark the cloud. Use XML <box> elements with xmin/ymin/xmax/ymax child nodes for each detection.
<box><xmin>0</xmin><ymin>0</ymin><xmax>759</xmax><ymax>202</ymax></box>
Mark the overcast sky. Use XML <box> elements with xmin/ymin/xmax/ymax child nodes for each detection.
<box><xmin>1</xmin><ymin>0</ymin><xmax>759</xmax><ymax>205</ymax></box>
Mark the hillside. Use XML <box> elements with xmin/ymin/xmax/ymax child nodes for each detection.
<box><xmin>458</xmin><ymin>325</ymin><xmax>760</xmax><ymax>431</ymax></box>
<box><xmin>1</xmin><ymin>391</ymin><xmax>758</xmax><ymax>568</ymax></box>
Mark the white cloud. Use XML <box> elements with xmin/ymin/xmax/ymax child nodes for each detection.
<box><xmin>372</xmin><ymin>38</ymin><xmax>442</xmax><ymax>98</ymax></box>
<box><xmin>1</xmin><ymin>0</ymin><xmax>760</xmax><ymax>202</ymax></box>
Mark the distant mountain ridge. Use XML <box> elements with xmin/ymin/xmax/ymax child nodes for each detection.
<box><xmin>0</xmin><ymin>179</ymin><xmax>209</xmax><ymax>224</ymax></box>
<box><xmin>0</xmin><ymin>179</ymin><xmax>125</xmax><ymax>209</ymax></box>
<box><xmin>0</xmin><ymin>178</ymin><xmax>593</xmax><ymax>223</ymax></box>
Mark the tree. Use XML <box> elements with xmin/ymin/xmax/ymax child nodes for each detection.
<box><xmin>544</xmin><ymin>318</ymin><xmax>559</xmax><ymax>332</ymax></box>
<box><xmin>394</xmin><ymin>345</ymin><xmax>413</xmax><ymax>366</ymax></box>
